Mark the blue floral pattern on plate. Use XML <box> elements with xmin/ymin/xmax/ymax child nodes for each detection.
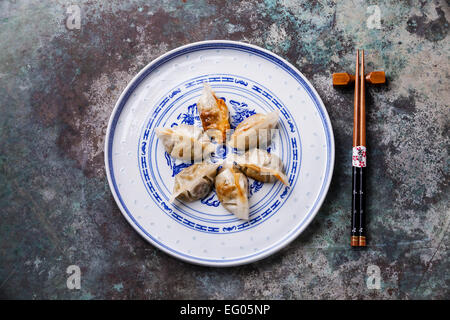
<box><xmin>163</xmin><ymin>98</ymin><xmax>266</xmax><ymax>205</ymax></box>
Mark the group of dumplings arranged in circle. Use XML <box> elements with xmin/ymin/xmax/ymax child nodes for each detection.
<box><xmin>155</xmin><ymin>84</ymin><xmax>289</xmax><ymax>220</ymax></box>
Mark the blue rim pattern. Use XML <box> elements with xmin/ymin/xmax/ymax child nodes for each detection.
<box><xmin>106</xmin><ymin>42</ymin><xmax>333</xmax><ymax>264</ymax></box>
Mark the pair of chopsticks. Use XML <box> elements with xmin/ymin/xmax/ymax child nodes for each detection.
<box><xmin>351</xmin><ymin>50</ymin><xmax>367</xmax><ymax>247</ymax></box>
<box><xmin>333</xmin><ymin>50</ymin><xmax>386</xmax><ymax>247</ymax></box>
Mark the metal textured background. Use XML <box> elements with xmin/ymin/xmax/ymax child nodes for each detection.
<box><xmin>0</xmin><ymin>0</ymin><xmax>448</xmax><ymax>299</ymax></box>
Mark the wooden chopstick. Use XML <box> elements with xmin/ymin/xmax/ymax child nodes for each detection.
<box><xmin>350</xmin><ymin>50</ymin><xmax>367</xmax><ymax>247</ymax></box>
<box><xmin>358</xmin><ymin>50</ymin><xmax>367</xmax><ymax>247</ymax></box>
<box><xmin>359</xmin><ymin>50</ymin><xmax>366</xmax><ymax>148</ymax></box>
<box><xmin>334</xmin><ymin>50</ymin><xmax>384</xmax><ymax>247</ymax></box>
<box><xmin>351</xmin><ymin>50</ymin><xmax>360</xmax><ymax>247</ymax></box>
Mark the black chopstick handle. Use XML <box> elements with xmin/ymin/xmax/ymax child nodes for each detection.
<box><xmin>357</xmin><ymin>166</ymin><xmax>366</xmax><ymax>246</ymax></box>
<box><xmin>351</xmin><ymin>166</ymin><xmax>360</xmax><ymax>246</ymax></box>
<box><xmin>352</xmin><ymin>146</ymin><xmax>367</xmax><ymax>247</ymax></box>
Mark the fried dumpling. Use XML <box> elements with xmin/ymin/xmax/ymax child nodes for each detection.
<box><xmin>227</xmin><ymin>111</ymin><xmax>279</xmax><ymax>150</ymax></box>
<box><xmin>155</xmin><ymin>124</ymin><xmax>215</xmax><ymax>162</ymax></box>
<box><xmin>234</xmin><ymin>148</ymin><xmax>289</xmax><ymax>186</ymax></box>
<box><xmin>171</xmin><ymin>162</ymin><xmax>219</xmax><ymax>202</ymax></box>
<box><xmin>215</xmin><ymin>163</ymin><xmax>249</xmax><ymax>220</ymax></box>
<box><xmin>197</xmin><ymin>83</ymin><xmax>230</xmax><ymax>143</ymax></box>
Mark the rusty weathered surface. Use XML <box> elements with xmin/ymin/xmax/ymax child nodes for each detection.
<box><xmin>0</xmin><ymin>0</ymin><xmax>448</xmax><ymax>299</ymax></box>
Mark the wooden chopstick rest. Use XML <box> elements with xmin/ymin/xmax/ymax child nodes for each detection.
<box><xmin>332</xmin><ymin>71</ymin><xmax>386</xmax><ymax>86</ymax></box>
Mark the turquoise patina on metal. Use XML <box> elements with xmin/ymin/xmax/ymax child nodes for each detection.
<box><xmin>0</xmin><ymin>0</ymin><xmax>448</xmax><ymax>299</ymax></box>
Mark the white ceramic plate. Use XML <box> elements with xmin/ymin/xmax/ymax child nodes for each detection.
<box><xmin>105</xmin><ymin>40</ymin><xmax>334</xmax><ymax>266</ymax></box>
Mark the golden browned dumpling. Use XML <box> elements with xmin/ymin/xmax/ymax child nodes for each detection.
<box><xmin>196</xmin><ymin>84</ymin><xmax>230</xmax><ymax>143</ymax></box>
<box><xmin>234</xmin><ymin>148</ymin><xmax>289</xmax><ymax>186</ymax></box>
<box><xmin>171</xmin><ymin>162</ymin><xmax>220</xmax><ymax>202</ymax></box>
<box><xmin>215</xmin><ymin>163</ymin><xmax>249</xmax><ymax>220</ymax></box>
<box><xmin>227</xmin><ymin>111</ymin><xmax>279</xmax><ymax>150</ymax></box>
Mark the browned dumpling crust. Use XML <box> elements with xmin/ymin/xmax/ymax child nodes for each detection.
<box><xmin>197</xmin><ymin>84</ymin><xmax>230</xmax><ymax>143</ymax></box>
<box><xmin>215</xmin><ymin>163</ymin><xmax>249</xmax><ymax>220</ymax></box>
<box><xmin>227</xmin><ymin>111</ymin><xmax>279</xmax><ymax>150</ymax></box>
<box><xmin>234</xmin><ymin>148</ymin><xmax>289</xmax><ymax>186</ymax></box>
